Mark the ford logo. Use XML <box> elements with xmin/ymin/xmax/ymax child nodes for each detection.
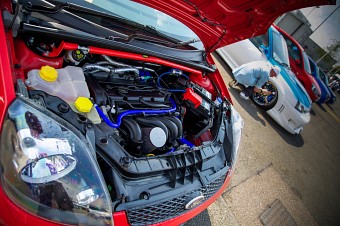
<box><xmin>185</xmin><ymin>194</ymin><xmax>205</xmax><ymax>210</ymax></box>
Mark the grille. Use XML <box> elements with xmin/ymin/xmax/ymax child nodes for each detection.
<box><xmin>127</xmin><ymin>175</ymin><xmax>226</xmax><ymax>225</ymax></box>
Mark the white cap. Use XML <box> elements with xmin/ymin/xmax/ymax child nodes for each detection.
<box><xmin>272</xmin><ymin>65</ymin><xmax>281</xmax><ymax>75</ymax></box>
<box><xmin>149</xmin><ymin>127</ymin><xmax>167</xmax><ymax>148</ymax></box>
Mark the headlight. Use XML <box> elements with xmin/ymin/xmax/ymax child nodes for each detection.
<box><xmin>311</xmin><ymin>84</ymin><xmax>319</xmax><ymax>96</ymax></box>
<box><xmin>295</xmin><ymin>101</ymin><xmax>309</xmax><ymax>113</ymax></box>
<box><xmin>0</xmin><ymin>98</ymin><xmax>112</xmax><ymax>225</ymax></box>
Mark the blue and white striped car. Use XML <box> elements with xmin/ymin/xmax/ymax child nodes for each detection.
<box><xmin>217</xmin><ymin>25</ymin><xmax>312</xmax><ymax>134</ymax></box>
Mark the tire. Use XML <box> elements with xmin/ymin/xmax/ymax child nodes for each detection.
<box><xmin>251</xmin><ymin>81</ymin><xmax>278</xmax><ymax>110</ymax></box>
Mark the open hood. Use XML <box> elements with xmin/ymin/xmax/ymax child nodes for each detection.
<box><xmin>134</xmin><ymin>0</ymin><xmax>335</xmax><ymax>53</ymax></box>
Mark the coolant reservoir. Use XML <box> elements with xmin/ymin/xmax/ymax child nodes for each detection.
<box><xmin>26</xmin><ymin>65</ymin><xmax>90</xmax><ymax>102</ymax></box>
<box><xmin>26</xmin><ymin>66</ymin><xmax>101</xmax><ymax>124</ymax></box>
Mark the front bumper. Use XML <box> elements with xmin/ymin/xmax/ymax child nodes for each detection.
<box><xmin>112</xmin><ymin>105</ymin><xmax>243</xmax><ymax>225</ymax></box>
<box><xmin>152</xmin><ymin>170</ymin><xmax>233</xmax><ymax>226</ymax></box>
<box><xmin>267</xmin><ymin>102</ymin><xmax>310</xmax><ymax>134</ymax></box>
<box><xmin>308</xmin><ymin>88</ymin><xmax>321</xmax><ymax>102</ymax></box>
<box><xmin>121</xmin><ymin>168</ymin><xmax>229</xmax><ymax>225</ymax></box>
<box><xmin>0</xmin><ymin>103</ymin><xmax>243</xmax><ymax>226</ymax></box>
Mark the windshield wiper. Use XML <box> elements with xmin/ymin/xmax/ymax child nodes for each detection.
<box><xmin>130</xmin><ymin>24</ymin><xmax>181</xmax><ymax>44</ymax></box>
<box><xmin>21</xmin><ymin>0</ymin><xmax>127</xmax><ymax>39</ymax></box>
<box><xmin>169</xmin><ymin>38</ymin><xmax>201</xmax><ymax>48</ymax></box>
<box><xmin>23</xmin><ymin>0</ymin><xmax>118</xmax><ymax>18</ymax></box>
<box><xmin>107</xmin><ymin>22</ymin><xmax>186</xmax><ymax>47</ymax></box>
<box><xmin>24</xmin><ymin>0</ymin><xmax>181</xmax><ymax>45</ymax></box>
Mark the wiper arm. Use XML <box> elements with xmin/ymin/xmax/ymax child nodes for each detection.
<box><xmin>170</xmin><ymin>38</ymin><xmax>201</xmax><ymax>47</ymax></box>
<box><xmin>126</xmin><ymin>24</ymin><xmax>181</xmax><ymax>44</ymax></box>
<box><xmin>111</xmin><ymin>23</ymin><xmax>183</xmax><ymax>47</ymax></box>
<box><xmin>23</xmin><ymin>0</ymin><xmax>117</xmax><ymax>18</ymax></box>
<box><xmin>22</xmin><ymin>0</ymin><xmax>127</xmax><ymax>39</ymax></box>
<box><xmin>24</xmin><ymin>0</ymin><xmax>180</xmax><ymax>45</ymax></box>
<box><xmin>23</xmin><ymin>1</ymin><xmax>69</xmax><ymax>14</ymax></box>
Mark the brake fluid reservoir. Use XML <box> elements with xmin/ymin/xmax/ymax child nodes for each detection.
<box><xmin>26</xmin><ymin>65</ymin><xmax>90</xmax><ymax>103</ymax></box>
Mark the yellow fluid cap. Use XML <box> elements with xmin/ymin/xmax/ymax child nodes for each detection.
<box><xmin>39</xmin><ymin>65</ymin><xmax>58</xmax><ymax>82</ymax></box>
<box><xmin>74</xmin><ymin>97</ymin><xmax>93</xmax><ymax>113</ymax></box>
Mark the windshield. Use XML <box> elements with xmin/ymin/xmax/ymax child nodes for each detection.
<box><xmin>54</xmin><ymin>0</ymin><xmax>203</xmax><ymax>49</ymax></box>
<box><xmin>302</xmin><ymin>51</ymin><xmax>312</xmax><ymax>75</ymax></box>
<box><xmin>250</xmin><ymin>30</ymin><xmax>290</xmax><ymax>68</ymax></box>
<box><xmin>250</xmin><ymin>31</ymin><xmax>269</xmax><ymax>48</ymax></box>
<box><xmin>272</xmin><ymin>32</ymin><xmax>290</xmax><ymax>68</ymax></box>
<box><xmin>309</xmin><ymin>58</ymin><xmax>317</xmax><ymax>76</ymax></box>
<box><xmin>319</xmin><ymin>69</ymin><xmax>329</xmax><ymax>84</ymax></box>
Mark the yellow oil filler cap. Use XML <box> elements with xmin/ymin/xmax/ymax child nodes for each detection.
<box><xmin>74</xmin><ymin>97</ymin><xmax>93</xmax><ymax>113</ymax></box>
<box><xmin>39</xmin><ymin>65</ymin><xmax>58</xmax><ymax>82</ymax></box>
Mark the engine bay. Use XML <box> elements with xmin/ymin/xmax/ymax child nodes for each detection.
<box><xmin>0</xmin><ymin>2</ymin><xmax>244</xmax><ymax>224</ymax></box>
<box><xmin>8</xmin><ymin>34</ymin><xmax>237</xmax><ymax>206</ymax></box>
<box><xmin>0</xmin><ymin>19</ymin><xmax>242</xmax><ymax>226</ymax></box>
<box><xmin>15</xmin><ymin>35</ymin><xmax>225</xmax><ymax>158</ymax></box>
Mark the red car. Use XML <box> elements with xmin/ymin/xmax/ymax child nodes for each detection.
<box><xmin>0</xmin><ymin>0</ymin><xmax>334</xmax><ymax>225</ymax></box>
<box><xmin>274</xmin><ymin>25</ymin><xmax>322</xmax><ymax>102</ymax></box>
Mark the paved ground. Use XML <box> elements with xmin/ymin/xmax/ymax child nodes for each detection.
<box><xmin>184</xmin><ymin>53</ymin><xmax>340</xmax><ymax>226</ymax></box>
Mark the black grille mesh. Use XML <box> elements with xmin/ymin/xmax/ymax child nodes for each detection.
<box><xmin>127</xmin><ymin>175</ymin><xmax>226</xmax><ymax>225</ymax></box>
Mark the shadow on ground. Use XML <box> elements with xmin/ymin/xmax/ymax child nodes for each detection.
<box><xmin>229</xmin><ymin>86</ymin><xmax>267</xmax><ymax>126</ymax></box>
<box><xmin>316</xmin><ymin>103</ymin><xmax>327</xmax><ymax>112</ymax></box>
<box><xmin>326</xmin><ymin>103</ymin><xmax>335</xmax><ymax>110</ymax></box>
<box><xmin>260</xmin><ymin>109</ymin><xmax>304</xmax><ymax>147</ymax></box>
<box><xmin>310</xmin><ymin>108</ymin><xmax>316</xmax><ymax>116</ymax></box>
<box><xmin>212</xmin><ymin>52</ymin><xmax>304</xmax><ymax>147</ymax></box>
<box><xmin>183</xmin><ymin>209</ymin><xmax>211</xmax><ymax>226</ymax></box>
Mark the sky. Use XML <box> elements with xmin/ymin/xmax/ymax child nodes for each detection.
<box><xmin>300</xmin><ymin>2</ymin><xmax>340</xmax><ymax>49</ymax></box>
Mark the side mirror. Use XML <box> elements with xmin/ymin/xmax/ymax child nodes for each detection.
<box><xmin>20</xmin><ymin>154</ymin><xmax>77</xmax><ymax>184</ymax></box>
<box><xmin>259</xmin><ymin>44</ymin><xmax>269</xmax><ymax>57</ymax></box>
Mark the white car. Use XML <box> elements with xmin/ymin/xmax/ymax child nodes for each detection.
<box><xmin>217</xmin><ymin>26</ymin><xmax>312</xmax><ymax>134</ymax></box>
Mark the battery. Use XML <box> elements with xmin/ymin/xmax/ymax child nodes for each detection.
<box><xmin>182</xmin><ymin>88</ymin><xmax>211</xmax><ymax>119</ymax></box>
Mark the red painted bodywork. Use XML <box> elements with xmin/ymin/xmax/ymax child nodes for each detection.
<box><xmin>0</xmin><ymin>0</ymin><xmax>336</xmax><ymax>225</ymax></box>
<box><xmin>133</xmin><ymin>0</ymin><xmax>335</xmax><ymax>52</ymax></box>
<box><xmin>274</xmin><ymin>25</ymin><xmax>321</xmax><ymax>102</ymax></box>
<box><xmin>113</xmin><ymin>211</ymin><xmax>130</xmax><ymax>226</ymax></box>
<box><xmin>14</xmin><ymin>39</ymin><xmax>64</xmax><ymax>74</ymax></box>
<box><xmin>0</xmin><ymin>7</ymin><xmax>15</xmax><ymax>131</ymax></box>
<box><xmin>0</xmin><ymin>185</ymin><xmax>64</xmax><ymax>226</ymax></box>
<box><xmin>0</xmin><ymin>6</ymin><xmax>232</xmax><ymax>226</ymax></box>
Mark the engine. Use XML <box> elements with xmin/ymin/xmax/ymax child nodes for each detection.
<box><xmin>83</xmin><ymin>59</ymin><xmax>216</xmax><ymax>156</ymax></box>
<box><xmin>19</xmin><ymin>36</ymin><xmax>220</xmax><ymax>157</ymax></box>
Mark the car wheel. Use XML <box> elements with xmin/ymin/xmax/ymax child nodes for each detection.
<box><xmin>251</xmin><ymin>81</ymin><xmax>278</xmax><ymax>110</ymax></box>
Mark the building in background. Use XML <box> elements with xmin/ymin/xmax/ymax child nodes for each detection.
<box><xmin>275</xmin><ymin>10</ymin><xmax>336</xmax><ymax>71</ymax></box>
<box><xmin>302</xmin><ymin>38</ymin><xmax>336</xmax><ymax>71</ymax></box>
<box><xmin>275</xmin><ymin>10</ymin><xmax>312</xmax><ymax>43</ymax></box>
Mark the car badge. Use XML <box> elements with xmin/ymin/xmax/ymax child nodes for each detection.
<box><xmin>185</xmin><ymin>194</ymin><xmax>205</xmax><ymax>210</ymax></box>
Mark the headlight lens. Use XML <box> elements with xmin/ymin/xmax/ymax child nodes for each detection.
<box><xmin>311</xmin><ymin>84</ymin><xmax>319</xmax><ymax>96</ymax></box>
<box><xmin>295</xmin><ymin>101</ymin><xmax>304</xmax><ymax>112</ymax></box>
<box><xmin>295</xmin><ymin>101</ymin><xmax>310</xmax><ymax>113</ymax></box>
<box><xmin>0</xmin><ymin>98</ymin><xmax>112</xmax><ymax>225</ymax></box>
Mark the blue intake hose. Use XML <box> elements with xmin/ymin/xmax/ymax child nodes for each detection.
<box><xmin>157</xmin><ymin>70</ymin><xmax>189</xmax><ymax>93</ymax></box>
<box><xmin>95</xmin><ymin>99</ymin><xmax>177</xmax><ymax>128</ymax></box>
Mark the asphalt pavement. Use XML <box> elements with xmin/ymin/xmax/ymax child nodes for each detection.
<box><xmin>184</xmin><ymin>53</ymin><xmax>340</xmax><ymax>226</ymax></box>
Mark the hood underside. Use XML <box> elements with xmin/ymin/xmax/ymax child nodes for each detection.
<box><xmin>134</xmin><ymin>0</ymin><xmax>336</xmax><ymax>52</ymax></box>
